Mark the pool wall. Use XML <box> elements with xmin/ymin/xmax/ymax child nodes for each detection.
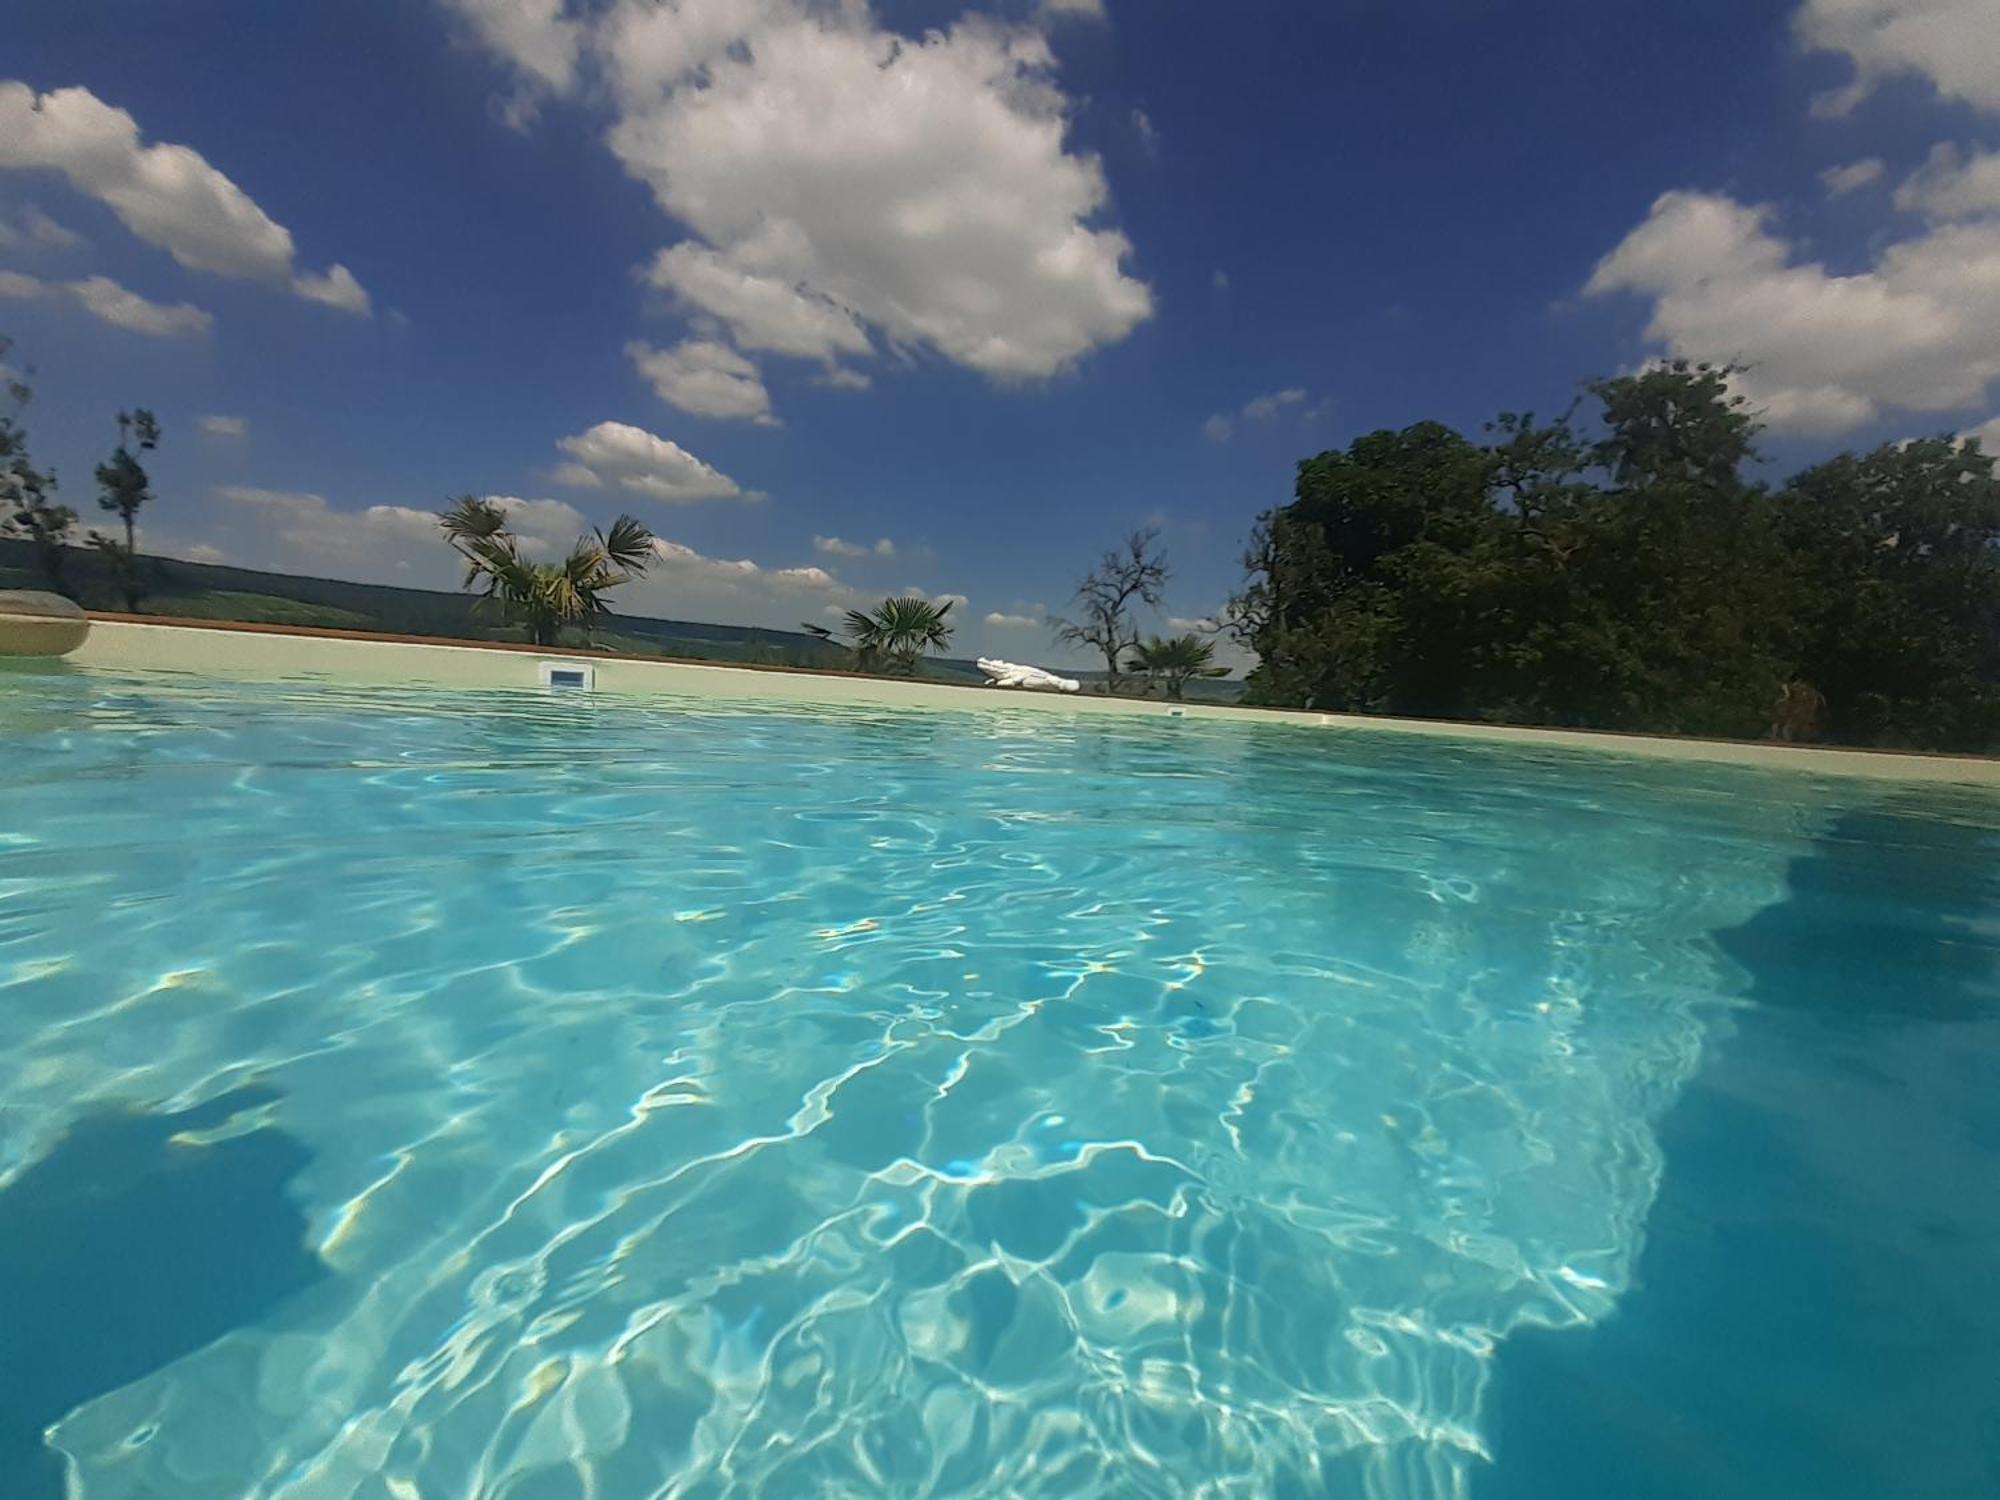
<box><xmin>64</xmin><ymin>616</ymin><xmax>2000</xmax><ymax>786</ymax></box>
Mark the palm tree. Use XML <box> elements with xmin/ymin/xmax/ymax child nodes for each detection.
<box><xmin>840</xmin><ymin>596</ymin><xmax>955</xmax><ymax>675</ymax></box>
<box><xmin>438</xmin><ymin>495</ymin><xmax>655</xmax><ymax>647</ymax></box>
<box><xmin>1125</xmin><ymin>633</ymin><xmax>1228</xmax><ymax>699</ymax></box>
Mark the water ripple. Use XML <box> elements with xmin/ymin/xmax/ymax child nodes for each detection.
<box><xmin>1</xmin><ymin>671</ymin><xmax>1966</xmax><ymax>1497</ymax></box>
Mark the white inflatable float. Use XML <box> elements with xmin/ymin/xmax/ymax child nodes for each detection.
<box><xmin>0</xmin><ymin>590</ymin><xmax>90</xmax><ymax>657</ymax></box>
<box><xmin>978</xmin><ymin>657</ymin><xmax>1080</xmax><ymax>693</ymax></box>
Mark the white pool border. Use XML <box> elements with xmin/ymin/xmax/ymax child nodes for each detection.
<box><xmin>58</xmin><ymin>618</ymin><xmax>2000</xmax><ymax>787</ymax></box>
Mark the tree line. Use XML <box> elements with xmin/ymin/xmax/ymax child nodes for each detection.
<box><xmin>25</xmin><ymin>324</ymin><xmax>1989</xmax><ymax>747</ymax></box>
<box><xmin>1</xmin><ymin>337</ymin><xmax>163</xmax><ymax>612</ymax></box>
<box><xmin>1226</xmin><ymin>362</ymin><xmax>2000</xmax><ymax>752</ymax></box>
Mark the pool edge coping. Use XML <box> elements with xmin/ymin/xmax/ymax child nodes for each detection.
<box><xmin>50</xmin><ymin>615</ymin><xmax>2000</xmax><ymax>787</ymax></box>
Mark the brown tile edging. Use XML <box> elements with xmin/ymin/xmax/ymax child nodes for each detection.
<box><xmin>66</xmin><ymin>614</ymin><xmax>2000</xmax><ymax>785</ymax></box>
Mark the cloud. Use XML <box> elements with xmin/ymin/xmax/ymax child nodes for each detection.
<box><xmin>69</xmin><ymin>275</ymin><xmax>213</xmax><ymax>336</ymax></box>
<box><xmin>813</xmin><ymin>366</ymin><xmax>871</xmax><ymax>391</ymax></box>
<box><xmin>1243</xmin><ymin>387</ymin><xmax>1307</xmax><ymax>421</ymax></box>
<box><xmin>1040</xmin><ymin>0</ymin><xmax>1108</xmax><ymax>21</ymax></box>
<box><xmin>0</xmin><ymin>268</ymin><xmax>212</xmax><ymax>336</ymax></box>
<box><xmin>189</xmin><ymin>487</ymin><xmax>606</xmax><ymax>582</ymax></box>
<box><xmin>814</xmin><ymin>535</ymin><xmax>896</xmax><ymax>558</ymax></box>
<box><xmin>198</xmin><ymin>414</ymin><xmax>248</xmax><ymax>438</ymax></box>
<box><xmin>550</xmin><ymin>419</ymin><xmax>751</xmax><ymax>501</ymax></box>
<box><xmin>0</xmin><ymin>203</ymin><xmax>84</xmax><ymax>250</ymax></box>
<box><xmin>438</xmin><ymin>0</ymin><xmax>583</xmax><ymax>92</ymax></box>
<box><xmin>1166</xmin><ymin>615</ymin><xmax>1219</xmax><ymax>632</ymax></box>
<box><xmin>642</xmin><ymin>242</ymin><xmax>871</xmax><ymax>362</ymax></box>
<box><xmin>983</xmin><ymin>610</ymin><xmax>1041</xmax><ymax>627</ymax></box>
<box><xmin>648</xmin><ymin>537</ymin><xmax>846</xmax><ymax>593</ymax></box>
<box><xmin>211</xmin><ymin>486</ymin><xmax>452</xmax><ymax>578</ymax></box>
<box><xmin>1821</xmin><ymin>157</ymin><xmax>1886</xmax><ymax>195</ymax></box>
<box><xmin>1204</xmin><ymin>386</ymin><xmax>1309</xmax><ymax>442</ymax></box>
<box><xmin>623</xmin><ymin>534</ymin><xmax>889</xmax><ymax>625</ymax></box>
<box><xmin>1211</xmin><ymin>268</ymin><xmax>1230</xmax><ymax>291</ymax></box>
<box><xmin>1797</xmin><ymin>0</ymin><xmax>2000</xmax><ymax>116</ymax></box>
<box><xmin>1585</xmin><ymin>187</ymin><xmax>2000</xmax><ymax>434</ymax></box>
<box><xmin>1894</xmin><ymin>142</ymin><xmax>2000</xmax><ymax>220</ymax></box>
<box><xmin>0</xmin><ymin>82</ymin><xmax>369</xmax><ymax>314</ymax></box>
<box><xmin>291</xmin><ymin>263</ymin><xmax>372</xmax><ymax>315</ymax></box>
<box><xmin>1964</xmin><ymin>415</ymin><xmax>2000</xmax><ymax>450</ymax></box>
<box><xmin>628</xmin><ymin>337</ymin><xmax>777</xmax><ymax>424</ymax></box>
<box><xmin>475</xmin><ymin>494</ymin><xmax>602</xmax><ymax>557</ymax></box>
<box><xmin>590</xmin><ymin>0</ymin><xmax>1151</xmax><ymax>381</ymax></box>
<box><xmin>1131</xmin><ymin>107</ymin><xmax>1159</xmax><ymax>156</ymax></box>
<box><xmin>181</xmin><ymin>481</ymin><xmax>978</xmax><ymax>634</ymax></box>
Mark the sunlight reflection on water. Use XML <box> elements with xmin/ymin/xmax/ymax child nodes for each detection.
<box><xmin>0</xmin><ymin>672</ymin><xmax>1923</xmax><ymax>1497</ymax></box>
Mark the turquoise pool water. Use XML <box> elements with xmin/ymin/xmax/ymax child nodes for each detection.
<box><xmin>2</xmin><ymin>669</ymin><xmax>1996</xmax><ymax>1498</ymax></box>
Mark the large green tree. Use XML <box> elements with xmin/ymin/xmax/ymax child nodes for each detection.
<box><xmin>1232</xmin><ymin>361</ymin><xmax>2000</xmax><ymax>752</ymax></box>
<box><xmin>0</xmin><ymin>338</ymin><xmax>78</xmax><ymax>597</ymax></box>
<box><xmin>1775</xmin><ymin>437</ymin><xmax>2000</xmax><ymax>749</ymax></box>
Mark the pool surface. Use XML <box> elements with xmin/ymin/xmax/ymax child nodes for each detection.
<box><xmin>2</xmin><ymin>669</ymin><xmax>1996</xmax><ymax>1497</ymax></box>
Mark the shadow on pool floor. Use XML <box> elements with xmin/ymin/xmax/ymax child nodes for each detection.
<box><xmin>1478</xmin><ymin>805</ymin><xmax>2000</xmax><ymax>1499</ymax></box>
<box><xmin>0</xmin><ymin>1084</ymin><xmax>326</xmax><ymax>1498</ymax></box>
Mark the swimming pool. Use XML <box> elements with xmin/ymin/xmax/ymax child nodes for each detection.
<box><xmin>3</xmin><ymin>669</ymin><xmax>1996</xmax><ymax>1498</ymax></box>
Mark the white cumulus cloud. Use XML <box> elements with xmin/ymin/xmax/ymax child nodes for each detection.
<box><xmin>198</xmin><ymin>414</ymin><xmax>248</xmax><ymax>438</ymax></box>
<box><xmin>0</xmin><ymin>81</ymin><xmax>369</xmax><ymax>314</ymax></box>
<box><xmin>439</xmin><ymin>0</ymin><xmax>583</xmax><ymax>92</ymax></box>
<box><xmin>900</xmin><ymin>587</ymin><xmax>968</xmax><ymax>614</ymax></box>
<box><xmin>292</xmin><ymin>263</ymin><xmax>372</xmax><ymax>316</ymax></box>
<box><xmin>193</xmin><ymin>488</ymin><xmax>598</xmax><ymax>582</ymax></box>
<box><xmin>625</xmin><ymin>534</ymin><xmax>887</xmax><ymax>625</ymax></box>
<box><xmin>1894</xmin><ymin>142</ymin><xmax>2000</xmax><ymax>220</ymax></box>
<box><xmin>1797</xmin><ymin>0</ymin><xmax>2000</xmax><ymax>116</ymax></box>
<box><xmin>462</xmin><ymin>0</ymin><xmax>1151</xmax><ymax>385</ymax></box>
<box><xmin>642</xmin><ymin>242</ymin><xmax>871</xmax><ymax>362</ymax></box>
<box><xmin>0</xmin><ymin>268</ymin><xmax>211</xmax><ymax>336</ymax></box>
<box><xmin>211</xmin><ymin>486</ymin><xmax>451</xmax><ymax>577</ymax></box>
<box><xmin>983</xmin><ymin>610</ymin><xmax>1041</xmax><ymax>628</ymax></box>
<box><xmin>1585</xmin><ymin>187</ymin><xmax>2000</xmax><ymax>434</ymax></box>
<box><xmin>551</xmin><ymin>419</ymin><xmax>752</xmax><ymax>501</ymax></box>
<box><xmin>628</xmin><ymin>337</ymin><xmax>776</xmax><ymax>424</ymax></box>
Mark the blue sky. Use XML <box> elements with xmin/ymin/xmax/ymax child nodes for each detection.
<box><xmin>4</xmin><ymin>0</ymin><xmax>1998</xmax><ymax>665</ymax></box>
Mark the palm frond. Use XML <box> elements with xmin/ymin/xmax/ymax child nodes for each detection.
<box><xmin>440</xmin><ymin>495</ymin><xmax>507</xmax><ymax>543</ymax></box>
<box><xmin>597</xmin><ymin>514</ymin><xmax>656</xmax><ymax>574</ymax></box>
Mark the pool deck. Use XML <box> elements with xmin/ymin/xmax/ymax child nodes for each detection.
<box><xmin>55</xmin><ymin>615</ymin><xmax>2000</xmax><ymax>787</ymax></box>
